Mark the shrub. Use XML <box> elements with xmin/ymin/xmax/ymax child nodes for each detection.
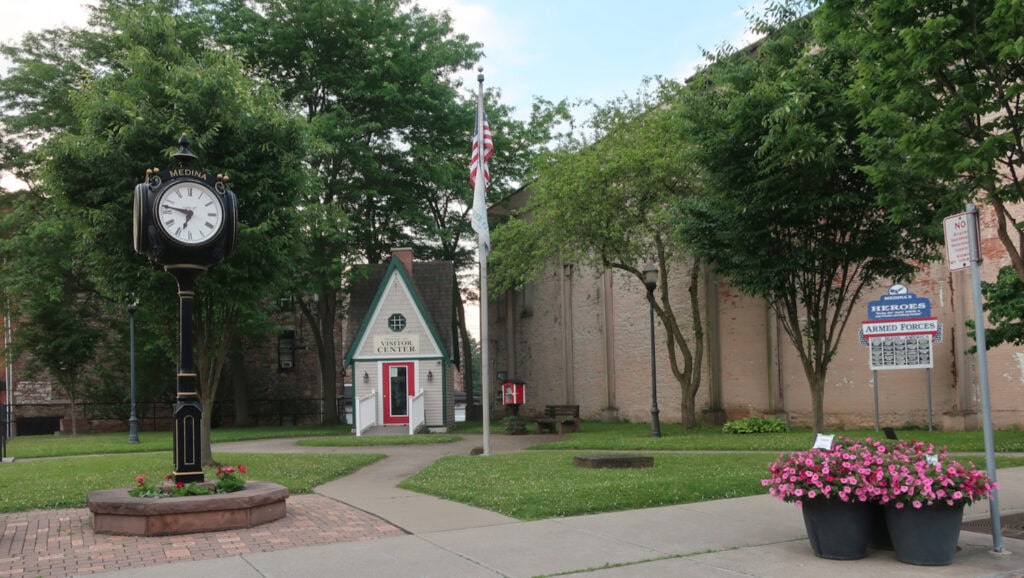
<box><xmin>503</xmin><ymin>415</ymin><xmax>526</xmax><ymax>434</ymax></box>
<box><xmin>215</xmin><ymin>464</ymin><xmax>247</xmax><ymax>493</ymax></box>
<box><xmin>127</xmin><ymin>464</ymin><xmax>248</xmax><ymax>497</ymax></box>
<box><xmin>722</xmin><ymin>416</ymin><xmax>789</xmax><ymax>434</ymax></box>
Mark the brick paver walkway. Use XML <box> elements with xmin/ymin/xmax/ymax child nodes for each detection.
<box><xmin>0</xmin><ymin>494</ymin><xmax>406</xmax><ymax>577</ymax></box>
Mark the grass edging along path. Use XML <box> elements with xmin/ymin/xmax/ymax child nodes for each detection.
<box><xmin>0</xmin><ymin>453</ymin><xmax>383</xmax><ymax>513</ymax></box>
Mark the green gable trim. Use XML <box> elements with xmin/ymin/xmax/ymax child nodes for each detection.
<box><xmin>344</xmin><ymin>258</ymin><xmax>451</xmax><ymax>367</ymax></box>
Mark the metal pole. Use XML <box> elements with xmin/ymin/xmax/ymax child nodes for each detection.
<box><xmin>128</xmin><ymin>302</ymin><xmax>139</xmax><ymax>444</ymax></box>
<box><xmin>967</xmin><ymin>202</ymin><xmax>1002</xmax><ymax>552</ymax></box>
<box><xmin>0</xmin><ymin>402</ymin><xmax>5</xmax><ymax>460</ymax></box>
<box><xmin>480</xmin><ymin>244</ymin><xmax>490</xmax><ymax>455</ymax></box>
<box><xmin>926</xmin><ymin>367</ymin><xmax>933</xmax><ymax>432</ymax></box>
<box><xmin>476</xmin><ymin>71</ymin><xmax>490</xmax><ymax>456</ymax></box>
<box><xmin>648</xmin><ymin>287</ymin><xmax>661</xmax><ymax>437</ymax></box>
<box><xmin>873</xmin><ymin>370</ymin><xmax>879</xmax><ymax>432</ymax></box>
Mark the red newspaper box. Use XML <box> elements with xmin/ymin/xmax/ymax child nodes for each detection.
<box><xmin>501</xmin><ymin>380</ymin><xmax>526</xmax><ymax>406</ymax></box>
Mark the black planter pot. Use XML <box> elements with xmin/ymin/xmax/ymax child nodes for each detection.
<box><xmin>801</xmin><ymin>499</ymin><xmax>872</xmax><ymax>560</ymax></box>
<box><xmin>884</xmin><ymin>502</ymin><xmax>964</xmax><ymax>565</ymax></box>
<box><xmin>868</xmin><ymin>502</ymin><xmax>893</xmax><ymax>550</ymax></box>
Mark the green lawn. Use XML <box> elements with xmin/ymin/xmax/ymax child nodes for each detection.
<box><xmin>3</xmin><ymin>422</ymin><xmax>1022</xmax><ymax>519</ymax></box>
<box><xmin>400</xmin><ymin>450</ymin><xmax>1024</xmax><ymax>520</ymax></box>
<box><xmin>4</xmin><ymin>424</ymin><xmax>356</xmax><ymax>458</ymax></box>
<box><xmin>399</xmin><ymin>452</ymin><xmax>773</xmax><ymax>519</ymax></box>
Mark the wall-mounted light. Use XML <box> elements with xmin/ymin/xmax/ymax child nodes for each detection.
<box><xmin>427</xmin><ymin>370</ymin><xmax>433</xmax><ymax>382</ymax></box>
<box><xmin>363</xmin><ymin>371</ymin><xmax>369</xmax><ymax>383</ymax></box>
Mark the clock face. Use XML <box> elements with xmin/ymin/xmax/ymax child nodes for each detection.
<box><xmin>155</xmin><ymin>181</ymin><xmax>225</xmax><ymax>246</ymax></box>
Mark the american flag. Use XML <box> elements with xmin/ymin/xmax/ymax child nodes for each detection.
<box><xmin>470</xmin><ymin>111</ymin><xmax>493</xmax><ymax>188</ymax></box>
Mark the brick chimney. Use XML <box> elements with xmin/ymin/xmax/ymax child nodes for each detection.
<box><xmin>391</xmin><ymin>247</ymin><xmax>414</xmax><ymax>276</ymax></box>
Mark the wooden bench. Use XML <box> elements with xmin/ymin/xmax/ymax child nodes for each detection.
<box><xmin>534</xmin><ymin>405</ymin><xmax>580</xmax><ymax>434</ymax></box>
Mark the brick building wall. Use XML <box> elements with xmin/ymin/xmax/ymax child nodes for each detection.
<box><xmin>490</xmin><ymin>200</ymin><xmax>1024</xmax><ymax>431</ymax></box>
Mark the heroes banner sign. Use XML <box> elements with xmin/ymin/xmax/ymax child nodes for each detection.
<box><xmin>867</xmin><ymin>284</ymin><xmax>931</xmax><ymax>321</ymax></box>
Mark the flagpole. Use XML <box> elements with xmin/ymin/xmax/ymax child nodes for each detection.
<box><xmin>475</xmin><ymin>68</ymin><xmax>491</xmax><ymax>456</ymax></box>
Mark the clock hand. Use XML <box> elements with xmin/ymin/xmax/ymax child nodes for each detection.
<box><xmin>162</xmin><ymin>204</ymin><xmax>193</xmax><ymax>217</ymax></box>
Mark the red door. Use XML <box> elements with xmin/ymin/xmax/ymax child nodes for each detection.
<box><xmin>382</xmin><ymin>362</ymin><xmax>415</xmax><ymax>424</ymax></box>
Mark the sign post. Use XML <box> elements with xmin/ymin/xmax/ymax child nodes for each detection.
<box><xmin>859</xmin><ymin>285</ymin><xmax>941</xmax><ymax>430</ymax></box>
<box><xmin>965</xmin><ymin>203</ymin><xmax>1003</xmax><ymax>552</ymax></box>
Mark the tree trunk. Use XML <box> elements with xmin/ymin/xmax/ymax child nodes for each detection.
<box><xmin>679</xmin><ymin>396</ymin><xmax>698</xmax><ymax>429</ymax></box>
<box><xmin>638</xmin><ymin>237</ymin><xmax>704</xmax><ymax>431</ymax></box>
<box><xmin>299</xmin><ymin>291</ymin><xmax>341</xmax><ymax>425</ymax></box>
<box><xmin>990</xmin><ymin>196</ymin><xmax>1024</xmax><ymax>283</ymax></box>
<box><xmin>194</xmin><ymin>302</ymin><xmax>237</xmax><ymax>467</ymax></box>
<box><xmin>686</xmin><ymin>260</ymin><xmax>705</xmax><ymax>426</ymax></box>
<box><xmin>200</xmin><ymin>401</ymin><xmax>214</xmax><ymax>466</ymax></box>
<box><xmin>69</xmin><ymin>395</ymin><xmax>78</xmax><ymax>436</ymax></box>
<box><xmin>318</xmin><ymin>292</ymin><xmax>340</xmax><ymax>424</ymax></box>
<box><xmin>810</xmin><ymin>377</ymin><xmax>826</xmax><ymax>434</ymax></box>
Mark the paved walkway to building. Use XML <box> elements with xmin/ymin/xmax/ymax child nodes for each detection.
<box><xmin>2</xmin><ymin>433</ymin><xmax>1024</xmax><ymax>577</ymax></box>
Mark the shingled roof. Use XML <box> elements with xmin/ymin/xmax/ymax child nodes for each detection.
<box><xmin>343</xmin><ymin>254</ymin><xmax>459</xmax><ymax>368</ymax></box>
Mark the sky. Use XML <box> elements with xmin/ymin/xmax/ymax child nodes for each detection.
<box><xmin>0</xmin><ymin>0</ymin><xmax>760</xmax><ymax>126</ymax></box>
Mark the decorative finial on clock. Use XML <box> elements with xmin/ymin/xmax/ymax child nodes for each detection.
<box><xmin>172</xmin><ymin>134</ymin><xmax>198</xmax><ymax>167</ymax></box>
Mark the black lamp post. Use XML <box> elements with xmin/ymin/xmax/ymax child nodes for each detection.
<box><xmin>642</xmin><ymin>264</ymin><xmax>662</xmax><ymax>437</ymax></box>
<box><xmin>127</xmin><ymin>300</ymin><xmax>140</xmax><ymax>444</ymax></box>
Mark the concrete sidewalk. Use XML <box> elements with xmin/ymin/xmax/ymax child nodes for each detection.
<box><xmin>72</xmin><ymin>436</ymin><xmax>1024</xmax><ymax>577</ymax></box>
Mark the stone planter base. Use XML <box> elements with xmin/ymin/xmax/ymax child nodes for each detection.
<box><xmin>87</xmin><ymin>481</ymin><xmax>289</xmax><ymax>536</ymax></box>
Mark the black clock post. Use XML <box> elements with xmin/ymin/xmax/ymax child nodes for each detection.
<box><xmin>168</xmin><ymin>264</ymin><xmax>205</xmax><ymax>482</ymax></box>
<box><xmin>133</xmin><ymin>136</ymin><xmax>238</xmax><ymax>484</ymax></box>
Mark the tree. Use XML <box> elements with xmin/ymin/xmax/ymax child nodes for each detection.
<box><xmin>491</xmin><ymin>79</ymin><xmax>709</xmax><ymax>428</ymax></box>
<box><xmin>814</xmin><ymin>0</ymin><xmax>1024</xmax><ymax>338</ymax></box>
<box><xmin>677</xmin><ymin>6</ymin><xmax>933</xmax><ymax>432</ymax></box>
<box><xmin>0</xmin><ymin>20</ymin><xmax>182</xmax><ymax>413</ymax></box>
<box><xmin>0</xmin><ymin>194</ymin><xmax>101</xmax><ymax>435</ymax></box>
<box><xmin>1</xmin><ymin>0</ymin><xmax>310</xmax><ymax>463</ymax></box>
<box><xmin>203</xmin><ymin>0</ymin><xmax>561</xmax><ymax>422</ymax></box>
<box><xmin>205</xmin><ymin>0</ymin><xmax>482</xmax><ymax>424</ymax></box>
<box><xmin>411</xmin><ymin>94</ymin><xmax>576</xmax><ymax>420</ymax></box>
<box><xmin>291</xmin><ymin>201</ymin><xmax>352</xmax><ymax>424</ymax></box>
